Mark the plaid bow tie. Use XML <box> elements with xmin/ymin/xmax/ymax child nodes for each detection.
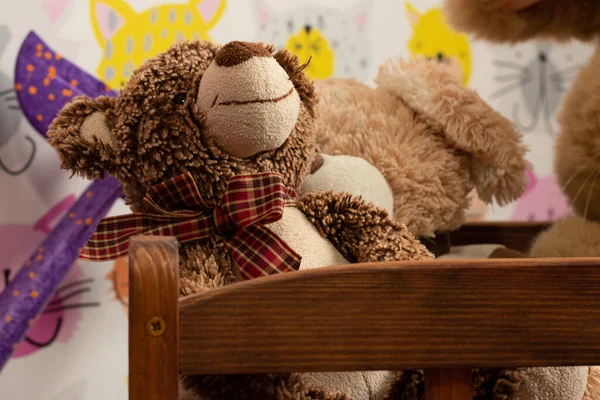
<box><xmin>79</xmin><ymin>172</ymin><xmax>302</xmax><ymax>280</ymax></box>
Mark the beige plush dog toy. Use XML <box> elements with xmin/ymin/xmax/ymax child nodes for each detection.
<box><xmin>303</xmin><ymin>56</ymin><xmax>531</xmax><ymax>260</ymax></box>
<box><xmin>297</xmin><ymin>48</ymin><xmax>569</xmax><ymax>397</ymax></box>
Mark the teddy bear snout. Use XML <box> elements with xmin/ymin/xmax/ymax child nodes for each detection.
<box><xmin>195</xmin><ymin>41</ymin><xmax>301</xmax><ymax>159</ymax></box>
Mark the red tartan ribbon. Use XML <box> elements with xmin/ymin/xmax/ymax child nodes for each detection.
<box><xmin>79</xmin><ymin>172</ymin><xmax>302</xmax><ymax>280</ymax></box>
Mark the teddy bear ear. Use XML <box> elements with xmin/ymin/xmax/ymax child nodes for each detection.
<box><xmin>47</xmin><ymin>95</ymin><xmax>118</xmax><ymax>180</ymax></box>
<box><xmin>443</xmin><ymin>0</ymin><xmax>600</xmax><ymax>43</ymax></box>
<box><xmin>375</xmin><ymin>57</ymin><xmax>531</xmax><ymax>206</ymax></box>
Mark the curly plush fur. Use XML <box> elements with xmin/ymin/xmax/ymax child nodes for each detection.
<box><xmin>48</xmin><ymin>40</ymin><xmax>433</xmax><ymax>400</ymax></box>
<box><xmin>314</xmin><ymin>57</ymin><xmax>530</xmax><ymax>238</ymax></box>
<box><xmin>444</xmin><ymin>0</ymin><xmax>600</xmax><ymax>398</ymax></box>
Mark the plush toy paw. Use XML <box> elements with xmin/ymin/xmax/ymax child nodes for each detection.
<box><xmin>584</xmin><ymin>367</ymin><xmax>600</xmax><ymax>400</ymax></box>
<box><xmin>299</xmin><ymin>191</ymin><xmax>433</xmax><ymax>264</ymax></box>
<box><xmin>301</xmin><ymin>154</ymin><xmax>394</xmax><ymax>216</ymax></box>
<box><xmin>510</xmin><ymin>366</ymin><xmax>588</xmax><ymax>400</ymax></box>
<box><xmin>357</xmin><ymin>221</ymin><xmax>434</xmax><ymax>263</ymax></box>
<box><xmin>304</xmin><ymin>371</ymin><xmax>395</xmax><ymax>400</ymax></box>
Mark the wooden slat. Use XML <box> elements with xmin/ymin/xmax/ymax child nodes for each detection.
<box><xmin>450</xmin><ymin>222</ymin><xmax>551</xmax><ymax>252</ymax></box>
<box><xmin>425</xmin><ymin>368</ymin><xmax>472</xmax><ymax>400</ymax></box>
<box><xmin>179</xmin><ymin>258</ymin><xmax>600</xmax><ymax>375</ymax></box>
<box><xmin>129</xmin><ymin>236</ymin><xmax>179</xmax><ymax>400</ymax></box>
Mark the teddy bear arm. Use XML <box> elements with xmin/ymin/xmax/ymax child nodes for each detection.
<box><xmin>178</xmin><ymin>241</ymin><xmax>240</xmax><ymax>297</ymax></box>
<box><xmin>298</xmin><ymin>191</ymin><xmax>433</xmax><ymax>264</ymax></box>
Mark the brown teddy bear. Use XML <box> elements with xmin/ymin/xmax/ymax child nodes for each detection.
<box><xmin>438</xmin><ymin>1</ymin><xmax>600</xmax><ymax>399</ymax></box>
<box><xmin>47</xmin><ymin>40</ymin><xmax>435</xmax><ymax>400</ymax></box>
<box><xmin>305</xmin><ymin>56</ymin><xmax>531</xmax><ymax>259</ymax></box>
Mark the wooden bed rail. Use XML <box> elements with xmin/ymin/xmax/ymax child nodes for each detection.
<box><xmin>128</xmin><ymin>225</ymin><xmax>600</xmax><ymax>400</ymax></box>
<box><xmin>179</xmin><ymin>257</ymin><xmax>600</xmax><ymax>373</ymax></box>
<box><xmin>450</xmin><ymin>221</ymin><xmax>551</xmax><ymax>253</ymax></box>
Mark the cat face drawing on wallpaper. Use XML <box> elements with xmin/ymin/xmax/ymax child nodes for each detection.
<box><xmin>0</xmin><ymin>25</ymin><xmax>36</xmax><ymax>176</ymax></box>
<box><xmin>405</xmin><ymin>3</ymin><xmax>471</xmax><ymax>86</ymax></box>
<box><xmin>90</xmin><ymin>0</ymin><xmax>226</xmax><ymax>90</ymax></box>
<box><xmin>491</xmin><ymin>41</ymin><xmax>592</xmax><ymax>136</ymax></box>
<box><xmin>512</xmin><ymin>171</ymin><xmax>572</xmax><ymax>221</ymax></box>
<box><xmin>0</xmin><ymin>196</ymin><xmax>100</xmax><ymax>358</ymax></box>
<box><xmin>254</xmin><ymin>0</ymin><xmax>372</xmax><ymax>81</ymax></box>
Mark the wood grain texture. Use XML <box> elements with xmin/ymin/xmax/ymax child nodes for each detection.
<box><xmin>425</xmin><ymin>368</ymin><xmax>472</xmax><ymax>400</ymax></box>
<box><xmin>129</xmin><ymin>236</ymin><xmax>179</xmax><ymax>400</ymax></box>
<box><xmin>179</xmin><ymin>257</ymin><xmax>600</xmax><ymax>375</ymax></box>
<box><xmin>450</xmin><ymin>222</ymin><xmax>551</xmax><ymax>253</ymax></box>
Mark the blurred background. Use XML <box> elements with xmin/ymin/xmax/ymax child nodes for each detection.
<box><xmin>0</xmin><ymin>0</ymin><xmax>594</xmax><ymax>398</ymax></box>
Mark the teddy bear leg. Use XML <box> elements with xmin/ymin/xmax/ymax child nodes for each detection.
<box><xmin>584</xmin><ymin>367</ymin><xmax>600</xmax><ymax>400</ymax></box>
<box><xmin>383</xmin><ymin>368</ymin><xmax>528</xmax><ymax>400</ymax></box>
<box><xmin>304</xmin><ymin>371</ymin><xmax>396</xmax><ymax>400</ymax></box>
<box><xmin>181</xmin><ymin>373</ymin><xmax>349</xmax><ymax>400</ymax></box>
<box><xmin>506</xmin><ymin>367</ymin><xmax>588</xmax><ymax>400</ymax></box>
<box><xmin>383</xmin><ymin>370</ymin><xmax>424</xmax><ymax>400</ymax></box>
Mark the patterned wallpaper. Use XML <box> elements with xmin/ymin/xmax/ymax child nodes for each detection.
<box><xmin>0</xmin><ymin>0</ymin><xmax>594</xmax><ymax>398</ymax></box>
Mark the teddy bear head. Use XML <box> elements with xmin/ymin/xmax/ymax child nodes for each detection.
<box><xmin>444</xmin><ymin>0</ymin><xmax>600</xmax><ymax>221</ymax></box>
<box><xmin>48</xmin><ymin>40</ymin><xmax>317</xmax><ymax>212</ymax></box>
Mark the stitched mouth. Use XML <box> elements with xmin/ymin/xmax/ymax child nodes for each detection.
<box><xmin>215</xmin><ymin>87</ymin><xmax>294</xmax><ymax>107</ymax></box>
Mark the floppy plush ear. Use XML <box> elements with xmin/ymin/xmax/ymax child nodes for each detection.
<box><xmin>47</xmin><ymin>95</ymin><xmax>118</xmax><ymax>180</ymax></box>
<box><xmin>375</xmin><ymin>57</ymin><xmax>531</xmax><ymax>206</ymax></box>
<box><xmin>444</xmin><ymin>0</ymin><xmax>600</xmax><ymax>43</ymax></box>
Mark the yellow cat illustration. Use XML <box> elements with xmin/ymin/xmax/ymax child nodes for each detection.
<box><xmin>254</xmin><ymin>1</ymin><xmax>372</xmax><ymax>81</ymax></box>
<box><xmin>285</xmin><ymin>27</ymin><xmax>334</xmax><ymax>80</ymax></box>
<box><xmin>90</xmin><ymin>0</ymin><xmax>226</xmax><ymax>90</ymax></box>
<box><xmin>405</xmin><ymin>2</ymin><xmax>471</xmax><ymax>86</ymax></box>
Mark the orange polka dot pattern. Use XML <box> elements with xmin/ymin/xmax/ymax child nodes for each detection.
<box><xmin>0</xmin><ymin>165</ymin><xmax>123</xmax><ymax>368</ymax></box>
<box><xmin>13</xmin><ymin>31</ymin><xmax>118</xmax><ymax>137</ymax></box>
<box><xmin>3</xmin><ymin>31</ymin><xmax>124</xmax><ymax>369</ymax></box>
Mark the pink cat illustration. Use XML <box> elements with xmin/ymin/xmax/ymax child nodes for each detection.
<box><xmin>512</xmin><ymin>170</ymin><xmax>572</xmax><ymax>221</ymax></box>
<box><xmin>0</xmin><ymin>196</ymin><xmax>100</xmax><ymax>358</ymax></box>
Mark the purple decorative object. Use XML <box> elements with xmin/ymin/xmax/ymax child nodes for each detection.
<box><xmin>14</xmin><ymin>30</ymin><xmax>126</xmax><ymax>198</ymax></box>
<box><xmin>0</xmin><ymin>31</ymin><xmax>127</xmax><ymax>372</ymax></box>
<box><xmin>14</xmin><ymin>31</ymin><xmax>117</xmax><ymax>136</ymax></box>
<box><xmin>0</xmin><ymin>178</ymin><xmax>122</xmax><ymax>371</ymax></box>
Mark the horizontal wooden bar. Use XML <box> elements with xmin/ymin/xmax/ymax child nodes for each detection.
<box><xmin>450</xmin><ymin>222</ymin><xmax>551</xmax><ymax>252</ymax></box>
<box><xmin>179</xmin><ymin>258</ymin><xmax>600</xmax><ymax>375</ymax></box>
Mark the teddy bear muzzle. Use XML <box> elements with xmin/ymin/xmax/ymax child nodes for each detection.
<box><xmin>196</xmin><ymin>41</ymin><xmax>301</xmax><ymax>159</ymax></box>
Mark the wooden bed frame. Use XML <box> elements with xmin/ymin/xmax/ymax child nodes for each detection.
<box><xmin>128</xmin><ymin>222</ymin><xmax>600</xmax><ymax>400</ymax></box>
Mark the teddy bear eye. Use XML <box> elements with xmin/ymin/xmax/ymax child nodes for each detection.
<box><xmin>173</xmin><ymin>93</ymin><xmax>187</xmax><ymax>105</ymax></box>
